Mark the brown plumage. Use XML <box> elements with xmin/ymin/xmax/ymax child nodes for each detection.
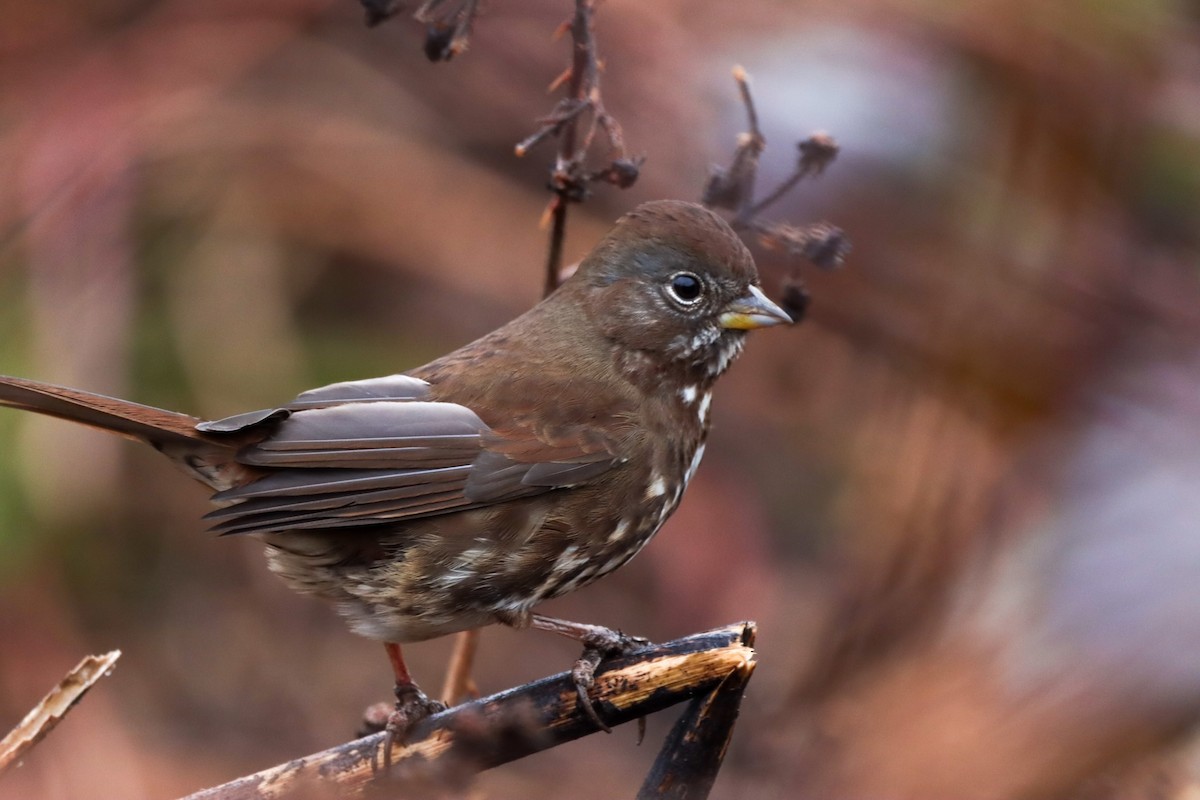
<box><xmin>0</xmin><ymin>200</ymin><xmax>790</xmax><ymax>732</ymax></box>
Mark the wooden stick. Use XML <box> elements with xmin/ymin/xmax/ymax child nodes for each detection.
<box><xmin>182</xmin><ymin>624</ymin><xmax>756</xmax><ymax>799</ymax></box>
<box><xmin>638</xmin><ymin>635</ymin><xmax>757</xmax><ymax>799</ymax></box>
<box><xmin>0</xmin><ymin>650</ymin><xmax>121</xmax><ymax>774</ymax></box>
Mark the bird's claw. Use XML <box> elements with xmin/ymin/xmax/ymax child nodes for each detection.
<box><xmin>380</xmin><ymin>683</ymin><xmax>447</xmax><ymax>766</ymax></box>
<box><xmin>572</xmin><ymin>647</ymin><xmax>610</xmax><ymax>733</ymax></box>
<box><xmin>571</xmin><ymin>628</ymin><xmax>650</xmax><ymax>733</ymax></box>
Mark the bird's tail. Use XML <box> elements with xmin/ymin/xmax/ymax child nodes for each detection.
<box><xmin>0</xmin><ymin>375</ymin><xmax>207</xmax><ymax>447</ymax></box>
<box><xmin>0</xmin><ymin>375</ymin><xmax>255</xmax><ymax>490</ymax></box>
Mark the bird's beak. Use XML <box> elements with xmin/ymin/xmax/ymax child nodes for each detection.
<box><xmin>719</xmin><ymin>285</ymin><xmax>793</xmax><ymax>329</ymax></box>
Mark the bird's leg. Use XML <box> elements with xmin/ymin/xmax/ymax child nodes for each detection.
<box><xmin>504</xmin><ymin>612</ymin><xmax>650</xmax><ymax>733</ymax></box>
<box><xmin>440</xmin><ymin>629</ymin><xmax>481</xmax><ymax>705</ymax></box>
<box><xmin>377</xmin><ymin>642</ymin><xmax>446</xmax><ymax>765</ymax></box>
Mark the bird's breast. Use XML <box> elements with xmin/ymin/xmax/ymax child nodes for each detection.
<box><xmin>527</xmin><ymin>387</ymin><xmax>714</xmax><ymax>598</ymax></box>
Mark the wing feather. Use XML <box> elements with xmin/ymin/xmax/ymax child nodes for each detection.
<box><xmin>206</xmin><ymin>384</ymin><xmax>626</xmax><ymax>536</ymax></box>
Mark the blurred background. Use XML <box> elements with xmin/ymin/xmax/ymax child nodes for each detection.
<box><xmin>2</xmin><ymin>0</ymin><xmax>1199</xmax><ymax>797</ymax></box>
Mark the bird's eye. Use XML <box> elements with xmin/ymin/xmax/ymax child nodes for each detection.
<box><xmin>667</xmin><ymin>272</ymin><xmax>703</xmax><ymax>304</ymax></box>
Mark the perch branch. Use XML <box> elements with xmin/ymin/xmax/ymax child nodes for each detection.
<box><xmin>182</xmin><ymin>623</ymin><xmax>755</xmax><ymax>799</ymax></box>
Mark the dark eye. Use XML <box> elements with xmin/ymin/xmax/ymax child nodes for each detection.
<box><xmin>667</xmin><ymin>272</ymin><xmax>703</xmax><ymax>304</ymax></box>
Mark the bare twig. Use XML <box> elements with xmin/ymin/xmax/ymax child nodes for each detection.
<box><xmin>702</xmin><ymin>66</ymin><xmax>849</xmax><ymax>323</ymax></box>
<box><xmin>703</xmin><ymin>66</ymin><xmax>850</xmax><ymax>274</ymax></box>
<box><xmin>516</xmin><ymin>0</ymin><xmax>641</xmax><ymax>295</ymax></box>
<box><xmin>703</xmin><ymin>66</ymin><xmax>766</xmax><ymax>218</ymax></box>
<box><xmin>359</xmin><ymin>0</ymin><xmax>640</xmax><ymax>289</ymax></box>
<box><xmin>747</xmin><ymin>219</ymin><xmax>850</xmax><ymax>271</ymax></box>
<box><xmin>415</xmin><ymin>0</ymin><xmax>482</xmax><ymax>61</ymax></box>
<box><xmin>734</xmin><ymin>65</ymin><xmax>763</xmax><ymax>142</ymax></box>
<box><xmin>359</xmin><ymin>0</ymin><xmax>483</xmax><ymax>61</ymax></box>
<box><xmin>0</xmin><ymin>650</ymin><xmax>121</xmax><ymax>774</ymax></box>
<box><xmin>182</xmin><ymin>624</ymin><xmax>755</xmax><ymax>799</ymax></box>
<box><xmin>544</xmin><ymin>196</ymin><xmax>572</xmax><ymax>297</ymax></box>
<box><xmin>544</xmin><ymin>0</ymin><xmax>599</xmax><ymax>296</ymax></box>
<box><xmin>746</xmin><ymin>132</ymin><xmax>840</xmax><ymax>220</ymax></box>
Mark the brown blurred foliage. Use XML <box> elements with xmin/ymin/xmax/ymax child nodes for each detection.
<box><xmin>1</xmin><ymin>1</ymin><xmax>1199</xmax><ymax>798</ymax></box>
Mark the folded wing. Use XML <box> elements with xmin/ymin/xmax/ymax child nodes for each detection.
<box><xmin>200</xmin><ymin>375</ymin><xmax>623</xmax><ymax>535</ymax></box>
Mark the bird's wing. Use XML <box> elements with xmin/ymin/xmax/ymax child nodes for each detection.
<box><xmin>199</xmin><ymin>375</ymin><xmax>624</xmax><ymax>536</ymax></box>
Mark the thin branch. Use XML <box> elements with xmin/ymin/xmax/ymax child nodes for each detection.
<box><xmin>746</xmin><ymin>219</ymin><xmax>850</xmax><ymax>271</ymax></box>
<box><xmin>734</xmin><ymin>64</ymin><xmax>763</xmax><ymax>142</ymax></box>
<box><xmin>359</xmin><ymin>0</ymin><xmax>483</xmax><ymax>60</ymax></box>
<box><xmin>746</xmin><ymin>132</ymin><xmax>840</xmax><ymax>220</ymax></box>
<box><xmin>182</xmin><ymin>624</ymin><xmax>756</xmax><ymax>800</ymax></box>
<box><xmin>515</xmin><ymin>0</ymin><xmax>641</xmax><ymax>296</ymax></box>
<box><xmin>515</xmin><ymin>100</ymin><xmax>591</xmax><ymax>157</ymax></box>
<box><xmin>361</xmin><ymin>0</ymin><xmax>640</xmax><ymax>292</ymax></box>
<box><xmin>544</xmin><ymin>0</ymin><xmax>597</xmax><ymax>296</ymax></box>
<box><xmin>703</xmin><ymin>66</ymin><xmax>850</xmax><ymax>310</ymax></box>
<box><xmin>0</xmin><ymin>650</ymin><xmax>121</xmax><ymax>774</ymax></box>
<box><xmin>545</xmin><ymin>194</ymin><xmax>572</xmax><ymax>296</ymax></box>
<box><xmin>703</xmin><ymin>66</ymin><xmax>766</xmax><ymax>219</ymax></box>
<box><xmin>415</xmin><ymin>0</ymin><xmax>483</xmax><ymax>62</ymax></box>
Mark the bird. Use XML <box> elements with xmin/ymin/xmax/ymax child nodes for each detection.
<box><xmin>0</xmin><ymin>199</ymin><xmax>790</xmax><ymax>737</ymax></box>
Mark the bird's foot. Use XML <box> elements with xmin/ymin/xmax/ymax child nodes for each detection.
<box><xmin>502</xmin><ymin>612</ymin><xmax>652</xmax><ymax>734</ymax></box>
<box><xmin>390</xmin><ymin>681</ymin><xmax>447</xmax><ymax>733</ymax></box>
<box><xmin>362</xmin><ymin>683</ymin><xmax>447</xmax><ymax>766</ymax></box>
<box><xmin>571</xmin><ymin>627</ymin><xmax>650</xmax><ymax>733</ymax></box>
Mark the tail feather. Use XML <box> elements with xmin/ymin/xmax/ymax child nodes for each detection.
<box><xmin>0</xmin><ymin>375</ymin><xmax>209</xmax><ymax>448</ymax></box>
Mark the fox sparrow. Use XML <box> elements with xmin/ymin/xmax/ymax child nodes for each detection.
<box><xmin>0</xmin><ymin>200</ymin><xmax>790</xmax><ymax>736</ymax></box>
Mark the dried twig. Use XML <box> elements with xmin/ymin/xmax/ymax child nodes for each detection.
<box><xmin>414</xmin><ymin>0</ymin><xmax>482</xmax><ymax>61</ymax></box>
<box><xmin>746</xmin><ymin>133</ymin><xmax>839</xmax><ymax>222</ymax></box>
<box><xmin>706</xmin><ymin>68</ymin><xmax>848</xmax><ymax>261</ymax></box>
<box><xmin>703</xmin><ymin>66</ymin><xmax>850</xmax><ymax>321</ymax></box>
<box><xmin>515</xmin><ymin>0</ymin><xmax>642</xmax><ymax>295</ymax></box>
<box><xmin>358</xmin><ymin>0</ymin><xmax>640</xmax><ymax>290</ymax></box>
<box><xmin>182</xmin><ymin>624</ymin><xmax>755</xmax><ymax>799</ymax></box>
<box><xmin>358</xmin><ymin>0</ymin><xmax>483</xmax><ymax>61</ymax></box>
<box><xmin>0</xmin><ymin>650</ymin><xmax>121</xmax><ymax>774</ymax></box>
<box><xmin>702</xmin><ymin>66</ymin><xmax>767</xmax><ymax>220</ymax></box>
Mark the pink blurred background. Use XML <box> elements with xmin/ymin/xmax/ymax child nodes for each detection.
<box><xmin>2</xmin><ymin>0</ymin><xmax>1199</xmax><ymax>797</ymax></box>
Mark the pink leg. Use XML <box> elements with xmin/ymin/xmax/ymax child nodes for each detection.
<box><xmin>385</xmin><ymin>641</ymin><xmax>415</xmax><ymax>687</ymax></box>
<box><xmin>379</xmin><ymin>642</ymin><xmax>445</xmax><ymax>765</ymax></box>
